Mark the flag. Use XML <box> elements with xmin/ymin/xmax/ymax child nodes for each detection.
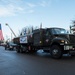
<box><xmin>0</xmin><ymin>24</ymin><xmax>4</xmax><ymax>40</ymax></box>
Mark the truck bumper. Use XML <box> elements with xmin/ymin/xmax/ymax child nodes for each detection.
<box><xmin>64</xmin><ymin>45</ymin><xmax>75</xmax><ymax>51</ymax></box>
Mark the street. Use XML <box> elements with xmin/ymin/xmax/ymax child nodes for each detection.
<box><xmin>0</xmin><ymin>46</ymin><xmax>75</xmax><ymax>75</ymax></box>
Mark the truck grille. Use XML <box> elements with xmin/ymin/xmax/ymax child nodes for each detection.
<box><xmin>69</xmin><ymin>35</ymin><xmax>75</xmax><ymax>44</ymax></box>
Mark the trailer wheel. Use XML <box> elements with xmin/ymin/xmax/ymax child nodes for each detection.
<box><xmin>30</xmin><ymin>47</ymin><xmax>36</xmax><ymax>53</ymax></box>
<box><xmin>50</xmin><ymin>45</ymin><xmax>62</xmax><ymax>59</ymax></box>
<box><xmin>16</xmin><ymin>46</ymin><xmax>20</xmax><ymax>53</ymax></box>
<box><xmin>20</xmin><ymin>48</ymin><xmax>24</xmax><ymax>53</ymax></box>
<box><xmin>19</xmin><ymin>45</ymin><xmax>24</xmax><ymax>53</ymax></box>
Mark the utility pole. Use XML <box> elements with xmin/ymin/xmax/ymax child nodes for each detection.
<box><xmin>5</xmin><ymin>23</ymin><xmax>16</xmax><ymax>37</ymax></box>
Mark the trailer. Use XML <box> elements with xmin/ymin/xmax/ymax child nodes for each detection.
<box><xmin>13</xmin><ymin>27</ymin><xmax>75</xmax><ymax>59</ymax></box>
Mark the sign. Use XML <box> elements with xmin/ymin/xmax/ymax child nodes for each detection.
<box><xmin>20</xmin><ymin>36</ymin><xmax>27</xmax><ymax>43</ymax></box>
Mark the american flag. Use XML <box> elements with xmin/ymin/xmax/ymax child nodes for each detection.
<box><xmin>0</xmin><ymin>24</ymin><xmax>4</xmax><ymax>40</ymax></box>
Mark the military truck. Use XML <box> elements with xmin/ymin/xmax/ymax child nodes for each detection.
<box><xmin>13</xmin><ymin>27</ymin><xmax>75</xmax><ymax>59</ymax></box>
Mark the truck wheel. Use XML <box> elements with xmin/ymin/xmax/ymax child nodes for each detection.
<box><xmin>20</xmin><ymin>48</ymin><xmax>24</xmax><ymax>53</ymax></box>
<box><xmin>16</xmin><ymin>49</ymin><xmax>20</xmax><ymax>53</ymax></box>
<box><xmin>50</xmin><ymin>45</ymin><xmax>62</xmax><ymax>59</ymax></box>
<box><xmin>22</xmin><ymin>46</ymin><xmax>28</xmax><ymax>53</ymax></box>
<box><xmin>16</xmin><ymin>47</ymin><xmax>20</xmax><ymax>53</ymax></box>
<box><xmin>29</xmin><ymin>47</ymin><xmax>36</xmax><ymax>53</ymax></box>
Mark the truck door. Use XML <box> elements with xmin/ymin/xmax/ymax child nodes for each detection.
<box><xmin>44</xmin><ymin>29</ymin><xmax>52</xmax><ymax>46</ymax></box>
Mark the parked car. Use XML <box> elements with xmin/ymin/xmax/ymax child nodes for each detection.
<box><xmin>5</xmin><ymin>42</ymin><xmax>17</xmax><ymax>50</ymax></box>
<box><xmin>0</xmin><ymin>43</ymin><xmax>6</xmax><ymax>46</ymax></box>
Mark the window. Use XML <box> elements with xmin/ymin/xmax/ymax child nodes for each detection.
<box><xmin>52</xmin><ymin>28</ymin><xmax>68</xmax><ymax>34</ymax></box>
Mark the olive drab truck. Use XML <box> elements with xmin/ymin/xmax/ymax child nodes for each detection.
<box><xmin>13</xmin><ymin>27</ymin><xmax>75</xmax><ymax>59</ymax></box>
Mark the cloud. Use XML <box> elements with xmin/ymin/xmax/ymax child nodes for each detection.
<box><xmin>0</xmin><ymin>0</ymin><xmax>25</xmax><ymax>17</ymax></box>
<box><xmin>0</xmin><ymin>0</ymin><xmax>22</xmax><ymax>4</ymax></box>
<box><xmin>0</xmin><ymin>0</ymin><xmax>51</xmax><ymax>17</ymax></box>
<box><xmin>26</xmin><ymin>2</ymin><xmax>36</xmax><ymax>8</ymax></box>
<box><xmin>27</xmin><ymin>10</ymin><xmax>34</xmax><ymax>13</ymax></box>
<box><xmin>0</xmin><ymin>5</ymin><xmax>15</xmax><ymax>17</ymax></box>
<box><xmin>39</xmin><ymin>1</ymin><xmax>47</xmax><ymax>7</ymax></box>
<box><xmin>0</xmin><ymin>4</ymin><xmax>24</xmax><ymax>17</ymax></box>
<box><xmin>0</xmin><ymin>0</ymin><xmax>36</xmax><ymax>17</ymax></box>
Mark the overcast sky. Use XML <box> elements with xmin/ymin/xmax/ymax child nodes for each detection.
<box><xmin>0</xmin><ymin>0</ymin><xmax>75</xmax><ymax>40</ymax></box>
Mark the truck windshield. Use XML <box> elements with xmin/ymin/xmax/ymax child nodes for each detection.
<box><xmin>52</xmin><ymin>28</ymin><xmax>68</xmax><ymax>34</ymax></box>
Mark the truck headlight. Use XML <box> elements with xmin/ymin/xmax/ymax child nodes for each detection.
<box><xmin>61</xmin><ymin>40</ymin><xmax>68</xmax><ymax>44</ymax></box>
<box><xmin>65</xmin><ymin>41</ymin><xmax>68</xmax><ymax>44</ymax></box>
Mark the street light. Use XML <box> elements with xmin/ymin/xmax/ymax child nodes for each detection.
<box><xmin>5</xmin><ymin>23</ymin><xmax>16</xmax><ymax>37</ymax></box>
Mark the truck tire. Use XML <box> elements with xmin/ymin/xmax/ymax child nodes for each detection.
<box><xmin>16</xmin><ymin>49</ymin><xmax>20</xmax><ymax>53</ymax></box>
<box><xmin>29</xmin><ymin>47</ymin><xmax>36</xmax><ymax>53</ymax></box>
<box><xmin>16</xmin><ymin>46</ymin><xmax>20</xmax><ymax>53</ymax></box>
<box><xmin>50</xmin><ymin>45</ymin><xmax>62</xmax><ymax>59</ymax></box>
<box><xmin>20</xmin><ymin>48</ymin><xmax>24</xmax><ymax>53</ymax></box>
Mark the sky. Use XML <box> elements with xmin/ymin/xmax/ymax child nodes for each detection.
<box><xmin>0</xmin><ymin>0</ymin><xmax>75</xmax><ymax>40</ymax></box>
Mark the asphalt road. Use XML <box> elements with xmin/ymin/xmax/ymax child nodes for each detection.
<box><xmin>0</xmin><ymin>46</ymin><xmax>75</xmax><ymax>75</ymax></box>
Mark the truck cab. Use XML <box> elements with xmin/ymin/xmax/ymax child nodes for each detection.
<box><xmin>48</xmin><ymin>28</ymin><xmax>75</xmax><ymax>58</ymax></box>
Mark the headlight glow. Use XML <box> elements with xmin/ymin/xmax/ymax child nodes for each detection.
<box><xmin>61</xmin><ymin>40</ymin><xmax>64</xmax><ymax>43</ymax></box>
<box><xmin>61</xmin><ymin>40</ymin><xmax>68</xmax><ymax>44</ymax></box>
<box><xmin>65</xmin><ymin>41</ymin><xmax>68</xmax><ymax>44</ymax></box>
